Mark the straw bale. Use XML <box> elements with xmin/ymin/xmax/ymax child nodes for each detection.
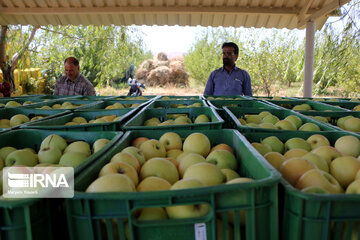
<box><xmin>147</xmin><ymin>66</ymin><xmax>171</xmax><ymax>86</ymax></box>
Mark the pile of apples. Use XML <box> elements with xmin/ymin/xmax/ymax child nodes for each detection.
<box><xmin>36</xmin><ymin>102</ymin><xmax>83</xmax><ymax>110</ymax></box>
<box><xmin>238</xmin><ymin>111</ymin><xmax>322</xmax><ymax>131</ymax></box>
<box><xmin>250</xmin><ymin>134</ymin><xmax>360</xmax><ymax>194</ymax></box>
<box><xmin>85</xmin><ymin>132</ymin><xmax>254</xmax><ymax>220</ymax></box>
<box><xmin>105</xmin><ymin>102</ymin><xmax>140</xmax><ymax>109</ymax></box>
<box><xmin>143</xmin><ymin>114</ymin><xmax>211</xmax><ymax>126</ymax></box>
<box><xmin>64</xmin><ymin>115</ymin><xmax>123</xmax><ymax>125</ymax></box>
<box><xmin>0</xmin><ymin>114</ymin><xmax>46</xmax><ymax>128</ymax></box>
<box><xmin>336</xmin><ymin>116</ymin><xmax>360</xmax><ymax>132</ymax></box>
<box><xmin>0</xmin><ymin>134</ymin><xmax>110</xmax><ymax>171</ymax></box>
<box><xmin>0</xmin><ymin>82</ymin><xmax>11</xmax><ymax>97</ymax></box>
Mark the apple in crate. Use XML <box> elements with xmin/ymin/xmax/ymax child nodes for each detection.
<box><xmin>86</xmin><ymin>174</ymin><xmax>135</xmax><ymax>193</ymax></box>
<box><xmin>334</xmin><ymin>135</ymin><xmax>360</xmax><ymax>157</ymax></box>
<box><xmin>183</xmin><ymin>133</ymin><xmax>211</xmax><ymax>157</ymax></box>
<box><xmin>140</xmin><ymin>157</ymin><xmax>179</xmax><ymax>184</ymax></box>
<box><xmin>330</xmin><ymin>156</ymin><xmax>360</xmax><ymax>188</ymax></box>
<box><xmin>159</xmin><ymin>132</ymin><xmax>182</xmax><ymax>150</ymax></box>
<box><xmin>137</xmin><ymin>176</ymin><xmax>171</xmax><ymax>192</ymax></box>
<box><xmin>183</xmin><ymin>162</ymin><xmax>225</xmax><ymax>186</ymax></box>
<box><xmin>5</xmin><ymin>149</ymin><xmax>38</xmax><ymax>167</ymax></box>
<box><xmin>206</xmin><ymin>149</ymin><xmax>237</xmax><ymax>170</ymax></box>
<box><xmin>99</xmin><ymin>161</ymin><xmax>139</xmax><ymax>186</ymax></box>
<box><xmin>140</xmin><ymin>139</ymin><xmax>166</xmax><ymax>160</ymax></box>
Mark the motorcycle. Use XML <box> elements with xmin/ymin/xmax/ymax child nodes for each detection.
<box><xmin>127</xmin><ymin>78</ymin><xmax>145</xmax><ymax>96</ymax></box>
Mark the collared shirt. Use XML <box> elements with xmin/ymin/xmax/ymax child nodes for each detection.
<box><xmin>53</xmin><ymin>74</ymin><xmax>96</xmax><ymax>96</ymax></box>
<box><xmin>204</xmin><ymin>66</ymin><xmax>252</xmax><ymax>96</ymax></box>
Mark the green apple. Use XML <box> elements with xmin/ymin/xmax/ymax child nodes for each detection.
<box><xmin>139</xmin><ymin>139</ymin><xmax>166</xmax><ymax>160</ymax></box>
<box><xmin>5</xmin><ymin>149</ymin><xmax>38</xmax><ymax>166</ymax></box>
<box><xmin>221</xmin><ymin>169</ymin><xmax>240</xmax><ymax>182</ymax></box>
<box><xmin>38</xmin><ymin>146</ymin><xmax>62</xmax><ymax>164</ymax></box>
<box><xmin>311</xmin><ymin>116</ymin><xmax>329</xmax><ymax>123</ymax></box>
<box><xmin>183</xmin><ymin>133</ymin><xmax>211</xmax><ymax>157</ymax></box>
<box><xmin>9</xmin><ymin>114</ymin><xmax>30</xmax><ymax>127</ymax></box>
<box><xmin>140</xmin><ymin>157</ymin><xmax>179</xmax><ymax>184</ymax></box>
<box><xmin>283</xmin><ymin>149</ymin><xmax>308</xmax><ymax>160</ymax></box>
<box><xmin>0</xmin><ymin>146</ymin><xmax>17</xmax><ymax>161</ymax></box>
<box><xmin>136</xmin><ymin>176</ymin><xmax>172</xmax><ymax>192</ymax></box>
<box><xmin>206</xmin><ymin>149</ymin><xmax>237</xmax><ymax>170</ymax></box>
<box><xmin>334</xmin><ymin>135</ymin><xmax>360</xmax><ymax>157</ymax></box>
<box><xmin>298</xmin><ymin>122</ymin><xmax>321</xmax><ymax>131</ymax></box>
<box><xmin>64</xmin><ymin>141</ymin><xmax>91</xmax><ymax>157</ymax></box>
<box><xmin>245</xmin><ymin>115</ymin><xmax>262</xmax><ymax>124</ymax></box>
<box><xmin>345</xmin><ymin>179</ymin><xmax>360</xmax><ymax>194</ymax></box>
<box><xmin>173</xmin><ymin>115</ymin><xmax>192</xmax><ymax>125</ymax></box>
<box><xmin>194</xmin><ymin>114</ymin><xmax>210</xmax><ymax>123</ymax></box>
<box><xmin>285</xmin><ymin>137</ymin><xmax>311</xmax><ymax>152</ymax></box>
<box><xmin>330</xmin><ymin>156</ymin><xmax>360</xmax><ymax>188</ymax></box>
<box><xmin>144</xmin><ymin>117</ymin><xmax>161</xmax><ymax>126</ymax></box>
<box><xmin>302</xmin><ymin>152</ymin><xmax>329</xmax><ymax>172</ymax></box>
<box><xmin>306</xmin><ymin>134</ymin><xmax>330</xmax><ymax>150</ymax></box>
<box><xmin>99</xmin><ymin>161</ymin><xmax>138</xmax><ymax>186</ymax></box>
<box><xmin>111</xmin><ymin>152</ymin><xmax>140</xmax><ymax>172</ymax></box>
<box><xmin>86</xmin><ymin>174</ymin><xmax>135</xmax><ymax>192</ymax></box>
<box><xmin>92</xmin><ymin>138</ymin><xmax>110</xmax><ymax>153</ymax></box>
<box><xmin>134</xmin><ymin>207</ymin><xmax>168</xmax><ymax>221</ymax></box>
<box><xmin>343</xmin><ymin>117</ymin><xmax>360</xmax><ymax>132</ymax></box>
<box><xmin>279</xmin><ymin>157</ymin><xmax>316</xmax><ymax>186</ymax></box>
<box><xmin>251</xmin><ymin>142</ymin><xmax>272</xmax><ymax>156</ymax></box>
<box><xmin>5</xmin><ymin>101</ymin><xmax>21</xmax><ymax>107</ymax></box>
<box><xmin>264</xmin><ymin>152</ymin><xmax>286</xmax><ymax>171</ymax></box>
<box><xmin>178</xmin><ymin>153</ymin><xmax>206</xmax><ymax>177</ymax></box>
<box><xmin>40</xmin><ymin>134</ymin><xmax>68</xmax><ymax>152</ymax></box>
<box><xmin>159</xmin><ymin>132</ymin><xmax>182</xmax><ymax>150</ymax></box>
<box><xmin>284</xmin><ymin>115</ymin><xmax>303</xmax><ymax>129</ymax></box>
<box><xmin>183</xmin><ymin>162</ymin><xmax>225</xmax><ymax>186</ymax></box>
<box><xmin>261</xmin><ymin>115</ymin><xmax>280</xmax><ymax>125</ymax></box>
<box><xmin>72</xmin><ymin>116</ymin><xmax>87</xmax><ymax>124</ymax></box>
<box><xmin>166</xmin><ymin>178</ymin><xmax>210</xmax><ymax>219</ymax></box>
<box><xmin>258</xmin><ymin>111</ymin><xmax>271</xmax><ymax>119</ymax></box>
<box><xmin>261</xmin><ymin>136</ymin><xmax>284</xmax><ymax>154</ymax></box>
<box><xmin>275</xmin><ymin>120</ymin><xmax>297</xmax><ymax>130</ymax></box>
<box><xmin>301</xmin><ymin>186</ymin><xmax>330</xmax><ymax>194</ymax></box>
<box><xmin>258</xmin><ymin>123</ymin><xmax>278</xmax><ymax>129</ymax></box>
<box><xmin>337</xmin><ymin>116</ymin><xmax>354</xmax><ymax>129</ymax></box>
<box><xmin>59</xmin><ymin>152</ymin><xmax>88</xmax><ymax>168</ymax></box>
<box><xmin>295</xmin><ymin>169</ymin><xmax>343</xmax><ymax>193</ymax></box>
<box><xmin>121</xmin><ymin>146</ymin><xmax>146</xmax><ymax>166</ymax></box>
<box><xmin>311</xmin><ymin>146</ymin><xmax>342</xmax><ymax>165</ymax></box>
<box><xmin>293</xmin><ymin>103</ymin><xmax>311</xmax><ymax>111</ymax></box>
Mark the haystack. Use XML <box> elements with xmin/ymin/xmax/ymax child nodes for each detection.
<box><xmin>148</xmin><ymin>66</ymin><xmax>171</xmax><ymax>86</ymax></box>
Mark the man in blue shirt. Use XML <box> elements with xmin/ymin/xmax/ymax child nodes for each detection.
<box><xmin>204</xmin><ymin>42</ymin><xmax>252</xmax><ymax>96</ymax></box>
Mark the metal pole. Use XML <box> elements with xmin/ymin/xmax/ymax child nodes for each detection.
<box><xmin>303</xmin><ymin>21</ymin><xmax>315</xmax><ymax>98</ymax></box>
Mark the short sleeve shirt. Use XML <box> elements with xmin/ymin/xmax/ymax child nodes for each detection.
<box><xmin>53</xmin><ymin>74</ymin><xmax>96</xmax><ymax>96</ymax></box>
<box><xmin>204</xmin><ymin>66</ymin><xmax>252</xmax><ymax>96</ymax></box>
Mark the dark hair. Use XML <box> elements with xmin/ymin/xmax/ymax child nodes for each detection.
<box><xmin>222</xmin><ymin>42</ymin><xmax>239</xmax><ymax>55</ymax></box>
<box><xmin>64</xmin><ymin>57</ymin><xmax>79</xmax><ymax>67</ymax></box>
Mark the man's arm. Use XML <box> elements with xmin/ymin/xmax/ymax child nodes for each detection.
<box><xmin>243</xmin><ymin>71</ymin><xmax>252</xmax><ymax>96</ymax></box>
<box><xmin>204</xmin><ymin>72</ymin><xmax>215</xmax><ymax>95</ymax></box>
<box><xmin>84</xmin><ymin>81</ymin><xmax>96</xmax><ymax>96</ymax></box>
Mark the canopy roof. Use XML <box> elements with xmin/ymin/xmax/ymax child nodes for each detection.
<box><xmin>0</xmin><ymin>0</ymin><xmax>350</xmax><ymax>30</ymax></box>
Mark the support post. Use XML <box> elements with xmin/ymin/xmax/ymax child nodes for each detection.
<box><xmin>303</xmin><ymin>21</ymin><xmax>315</xmax><ymax>98</ymax></box>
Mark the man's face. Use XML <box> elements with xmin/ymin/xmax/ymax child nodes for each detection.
<box><xmin>64</xmin><ymin>62</ymin><xmax>79</xmax><ymax>81</ymax></box>
<box><xmin>222</xmin><ymin>46</ymin><xmax>238</xmax><ymax>67</ymax></box>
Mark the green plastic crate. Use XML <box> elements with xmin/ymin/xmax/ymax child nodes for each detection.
<box><xmin>0</xmin><ymin>107</ymin><xmax>70</xmax><ymax>131</ymax></box>
<box><xmin>122</xmin><ymin>107</ymin><xmax>224</xmax><ymax>130</ymax></box>
<box><xmin>21</xmin><ymin>108</ymin><xmax>137</xmax><ymax>131</ymax></box>
<box><xmin>32</xmin><ymin>95</ymin><xmax>82</xmax><ymax>100</ymax></box>
<box><xmin>0</xmin><ymin>129</ymin><xmax>122</xmax><ymax>240</ymax></box>
<box><xmin>206</xmin><ymin>99</ymin><xmax>281</xmax><ymax>110</ymax></box>
<box><xmin>22</xmin><ymin>99</ymin><xmax>104</xmax><ymax>111</ymax></box>
<box><xmin>241</xmin><ymin>131</ymin><xmax>360</xmax><ymax>240</ymax></box>
<box><xmin>314</xmin><ymin>101</ymin><xmax>360</xmax><ymax>111</ymax></box>
<box><xmin>77</xmin><ymin>96</ymin><xmax>118</xmax><ymax>101</ymax></box>
<box><xmin>246</xmin><ymin>96</ymin><xmax>297</xmax><ymax>101</ymax></box>
<box><xmin>262</xmin><ymin>99</ymin><xmax>350</xmax><ymax>112</ymax></box>
<box><xmin>86</xmin><ymin>99</ymin><xmax>152</xmax><ymax>110</ymax></box>
<box><xmin>158</xmin><ymin>95</ymin><xmax>202</xmax><ymax>100</ymax></box>
<box><xmin>146</xmin><ymin>99</ymin><xmax>207</xmax><ymax>109</ymax></box>
<box><xmin>0</xmin><ymin>98</ymin><xmax>54</xmax><ymax>108</ymax></box>
<box><xmin>65</xmin><ymin>129</ymin><xmax>280</xmax><ymax>240</ymax></box>
<box><xmin>223</xmin><ymin>107</ymin><xmax>339</xmax><ymax>133</ymax></box>
<box><xmin>114</xmin><ymin>95</ymin><xmax>159</xmax><ymax>100</ymax></box>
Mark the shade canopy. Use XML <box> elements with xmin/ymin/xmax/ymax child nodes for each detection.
<box><xmin>0</xmin><ymin>0</ymin><xmax>350</xmax><ymax>30</ymax></box>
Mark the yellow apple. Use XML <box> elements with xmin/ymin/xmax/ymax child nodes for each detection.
<box><xmin>283</xmin><ymin>149</ymin><xmax>308</xmax><ymax>160</ymax></box>
<box><xmin>178</xmin><ymin>153</ymin><xmax>206</xmax><ymax>177</ymax></box>
<box><xmin>302</xmin><ymin>152</ymin><xmax>329</xmax><ymax>172</ymax></box>
<box><xmin>301</xmin><ymin>186</ymin><xmax>330</xmax><ymax>194</ymax></box>
<box><xmin>285</xmin><ymin>137</ymin><xmax>311</xmax><ymax>152</ymax></box>
<box><xmin>345</xmin><ymin>179</ymin><xmax>360</xmax><ymax>194</ymax></box>
<box><xmin>86</xmin><ymin>174</ymin><xmax>135</xmax><ymax>192</ymax></box>
<box><xmin>59</xmin><ymin>152</ymin><xmax>88</xmax><ymax>168</ymax></box>
<box><xmin>261</xmin><ymin>136</ymin><xmax>284</xmax><ymax>154</ymax></box>
<box><xmin>182</xmin><ymin>133</ymin><xmax>211</xmax><ymax>157</ymax></box>
<box><xmin>144</xmin><ymin>117</ymin><xmax>161</xmax><ymax>126</ymax></box>
<box><xmin>251</xmin><ymin>142</ymin><xmax>272</xmax><ymax>156</ymax></box>
<box><xmin>92</xmin><ymin>138</ymin><xmax>110</xmax><ymax>153</ymax></box>
<box><xmin>64</xmin><ymin>141</ymin><xmax>91</xmax><ymax>157</ymax></box>
<box><xmin>226</xmin><ymin>177</ymin><xmax>254</xmax><ymax>184</ymax></box>
<box><xmin>343</xmin><ymin>117</ymin><xmax>360</xmax><ymax>132</ymax></box>
<box><xmin>264</xmin><ymin>152</ymin><xmax>286</xmax><ymax>171</ymax></box>
<box><xmin>111</xmin><ymin>152</ymin><xmax>140</xmax><ymax>173</ymax></box>
<box><xmin>275</xmin><ymin>120</ymin><xmax>297</xmax><ymax>130</ymax></box>
<box><xmin>210</xmin><ymin>143</ymin><xmax>235</xmax><ymax>155</ymax></box>
<box><xmin>221</xmin><ymin>169</ymin><xmax>240</xmax><ymax>182</ymax></box>
<box><xmin>140</xmin><ymin>157</ymin><xmax>179</xmax><ymax>184</ymax></box>
<box><xmin>72</xmin><ymin>116</ymin><xmax>87</xmax><ymax>124</ymax></box>
<box><xmin>306</xmin><ymin>134</ymin><xmax>330</xmax><ymax>150</ymax></box>
<box><xmin>0</xmin><ymin>146</ymin><xmax>17</xmax><ymax>161</ymax></box>
<box><xmin>5</xmin><ymin>149</ymin><xmax>39</xmax><ymax>166</ymax></box>
<box><xmin>330</xmin><ymin>156</ymin><xmax>360</xmax><ymax>188</ymax></box>
<box><xmin>183</xmin><ymin>162</ymin><xmax>225</xmax><ymax>186</ymax></box>
<box><xmin>194</xmin><ymin>114</ymin><xmax>210</xmax><ymax>123</ymax></box>
<box><xmin>311</xmin><ymin>146</ymin><xmax>342</xmax><ymax>165</ymax></box>
<box><xmin>284</xmin><ymin>115</ymin><xmax>303</xmax><ymax>129</ymax></box>
<box><xmin>206</xmin><ymin>149</ymin><xmax>237</xmax><ymax>170</ymax></box>
<box><xmin>166</xmin><ymin>149</ymin><xmax>183</xmax><ymax>159</ymax></box>
<box><xmin>9</xmin><ymin>114</ymin><xmax>30</xmax><ymax>127</ymax></box>
<box><xmin>121</xmin><ymin>146</ymin><xmax>146</xmax><ymax>166</ymax></box>
<box><xmin>245</xmin><ymin>114</ymin><xmax>262</xmax><ymax>124</ymax></box>
<box><xmin>280</xmin><ymin>157</ymin><xmax>317</xmax><ymax>186</ymax></box>
<box><xmin>136</xmin><ymin>176</ymin><xmax>172</xmax><ymax>192</ymax></box>
<box><xmin>159</xmin><ymin>132</ymin><xmax>182</xmax><ymax>150</ymax></box>
<box><xmin>295</xmin><ymin>169</ymin><xmax>343</xmax><ymax>194</ymax></box>
<box><xmin>298</xmin><ymin>122</ymin><xmax>321</xmax><ymax>131</ymax></box>
<box><xmin>131</xmin><ymin>137</ymin><xmax>149</xmax><ymax>148</ymax></box>
<box><xmin>139</xmin><ymin>139</ymin><xmax>166</xmax><ymax>160</ymax></box>
<box><xmin>99</xmin><ymin>161</ymin><xmax>139</xmax><ymax>186</ymax></box>
<box><xmin>334</xmin><ymin>135</ymin><xmax>360</xmax><ymax>157</ymax></box>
